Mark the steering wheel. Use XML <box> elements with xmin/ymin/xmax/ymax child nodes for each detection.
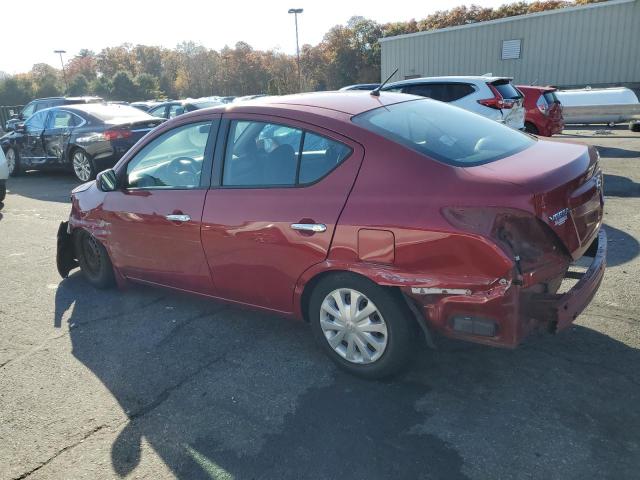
<box><xmin>167</xmin><ymin>156</ymin><xmax>199</xmax><ymax>186</ymax></box>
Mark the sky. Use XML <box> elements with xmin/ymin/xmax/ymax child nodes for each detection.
<box><xmin>1</xmin><ymin>0</ymin><xmax>507</xmax><ymax>74</ymax></box>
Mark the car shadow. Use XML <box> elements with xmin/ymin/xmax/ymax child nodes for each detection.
<box><xmin>604</xmin><ymin>173</ymin><xmax>640</xmax><ymax>198</ymax></box>
<box><xmin>602</xmin><ymin>224</ymin><xmax>639</xmax><ymax>267</ymax></box>
<box><xmin>54</xmin><ymin>274</ymin><xmax>640</xmax><ymax>479</ymax></box>
<box><xmin>6</xmin><ymin>171</ymin><xmax>79</xmax><ymax>203</ymax></box>
<box><xmin>597</xmin><ymin>146</ymin><xmax>640</xmax><ymax>158</ymax></box>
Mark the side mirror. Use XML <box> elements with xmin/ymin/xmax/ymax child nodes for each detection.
<box><xmin>96</xmin><ymin>169</ymin><xmax>118</xmax><ymax>191</ymax></box>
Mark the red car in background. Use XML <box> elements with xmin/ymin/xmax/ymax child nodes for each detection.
<box><xmin>518</xmin><ymin>85</ymin><xmax>565</xmax><ymax>136</ymax></box>
<box><xmin>57</xmin><ymin>92</ymin><xmax>605</xmax><ymax>379</ymax></box>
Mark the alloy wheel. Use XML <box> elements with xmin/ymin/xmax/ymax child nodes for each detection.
<box><xmin>320</xmin><ymin>288</ymin><xmax>388</xmax><ymax>364</ymax></box>
<box><xmin>5</xmin><ymin>149</ymin><xmax>15</xmax><ymax>174</ymax></box>
<box><xmin>72</xmin><ymin>151</ymin><xmax>92</xmax><ymax>182</ymax></box>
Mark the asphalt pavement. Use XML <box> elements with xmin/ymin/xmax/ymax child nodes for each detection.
<box><xmin>0</xmin><ymin>126</ymin><xmax>639</xmax><ymax>480</ymax></box>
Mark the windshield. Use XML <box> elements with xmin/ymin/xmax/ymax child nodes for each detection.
<box><xmin>352</xmin><ymin>99</ymin><xmax>535</xmax><ymax>166</ymax></box>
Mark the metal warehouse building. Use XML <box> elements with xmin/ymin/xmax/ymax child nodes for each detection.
<box><xmin>380</xmin><ymin>0</ymin><xmax>640</xmax><ymax>88</ymax></box>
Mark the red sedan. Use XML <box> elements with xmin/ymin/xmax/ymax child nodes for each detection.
<box><xmin>57</xmin><ymin>92</ymin><xmax>606</xmax><ymax>378</ymax></box>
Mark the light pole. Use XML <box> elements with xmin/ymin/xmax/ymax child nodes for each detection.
<box><xmin>54</xmin><ymin>50</ymin><xmax>68</xmax><ymax>93</ymax></box>
<box><xmin>288</xmin><ymin>8</ymin><xmax>303</xmax><ymax>92</ymax></box>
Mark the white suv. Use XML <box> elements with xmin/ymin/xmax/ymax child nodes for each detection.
<box><xmin>0</xmin><ymin>147</ymin><xmax>8</xmax><ymax>202</ymax></box>
<box><xmin>382</xmin><ymin>76</ymin><xmax>525</xmax><ymax>130</ymax></box>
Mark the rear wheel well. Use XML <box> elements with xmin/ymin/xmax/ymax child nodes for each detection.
<box><xmin>299</xmin><ymin>270</ymin><xmax>406</xmax><ymax>323</ymax></box>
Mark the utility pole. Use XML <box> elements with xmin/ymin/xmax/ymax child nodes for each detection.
<box><xmin>288</xmin><ymin>8</ymin><xmax>303</xmax><ymax>92</ymax></box>
<box><xmin>54</xmin><ymin>50</ymin><xmax>68</xmax><ymax>93</ymax></box>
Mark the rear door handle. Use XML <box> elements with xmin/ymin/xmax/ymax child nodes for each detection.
<box><xmin>290</xmin><ymin>223</ymin><xmax>327</xmax><ymax>233</ymax></box>
<box><xmin>166</xmin><ymin>214</ymin><xmax>191</xmax><ymax>222</ymax></box>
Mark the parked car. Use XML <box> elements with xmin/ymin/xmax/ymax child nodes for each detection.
<box><xmin>56</xmin><ymin>91</ymin><xmax>606</xmax><ymax>379</ymax></box>
<box><xmin>5</xmin><ymin>96</ymin><xmax>103</xmax><ymax>132</ymax></box>
<box><xmin>339</xmin><ymin>83</ymin><xmax>381</xmax><ymax>91</ymax></box>
<box><xmin>0</xmin><ymin>147</ymin><xmax>7</xmax><ymax>202</ymax></box>
<box><xmin>130</xmin><ymin>101</ymin><xmax>165</xmax><ymax>112</ymax></box>
<box><xmin>1</xmin><ymin>104</ymin><xmax>163</xmax><ymax>182</ymax></box>
<box><xmin>555</xmin><ymin>87</ymin><xmax>640</xmax><ymax>125</ymax></box>
<box><xmin>148</xmin><ymin>99</ymin><xmax>223</xmax><ymax>119</ymax></box>
<box><xmin>517</xmin><ymin>85</ymin><xmax>564</xmax><ymax>136</ymax></box>
<box><xmin>381</xmin><ymin>76</ymin><xmax>526</xmax><ymax>130</ymax></box>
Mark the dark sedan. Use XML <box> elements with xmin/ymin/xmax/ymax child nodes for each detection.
<box><xmin>148</xmin><ymin>99</ymin><xmax>222</xmax><ymax>119</ymax></box>
<box><xmin>1</xmin><ymin>104</ymin><xmax>164</xmax><ymax>181</ymax></box>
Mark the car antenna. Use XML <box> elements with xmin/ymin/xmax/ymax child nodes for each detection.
<box><xmin>370</xmin><ymin>68</ymin><xmax>399</xmax><ymax>97</ymax></box>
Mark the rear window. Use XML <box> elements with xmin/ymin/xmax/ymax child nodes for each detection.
<box><xmin>82</xmin><ymin>105</ymin><xmax>151</xmax><ymax>122</ymax></box>
<box><xmin>543</xmin><ymin>91</ymin><xmax>559</xmax><ymax>104</ymax></box>
<box><xmin>492</xmin><ymin>81</ymin><xmax>522</xmax><ymax>99</ymax></box>
<box><xmin>352</xmin><ymin>99</ymin><xmax>535</xmax><ymax>166</ymax></box>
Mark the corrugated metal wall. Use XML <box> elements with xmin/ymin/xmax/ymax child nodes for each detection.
<box><xmin>380</xmin><ymin>0</ymin><xmax>640</xmax><ymax>87</ymax></box>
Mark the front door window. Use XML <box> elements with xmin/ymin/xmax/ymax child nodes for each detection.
<box><xmin>126</xmin><ymin>121</ymin><xmax>212</xmax><ymax>189</ymax></box>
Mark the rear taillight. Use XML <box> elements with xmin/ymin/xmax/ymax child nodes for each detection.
<box><xmin>477</xmin><ymin>84</ymin><xmax>514</xmax><ymax>110</ymax></box>
<box><xmin>103</xmin><ymin>129</ymin><xmax>132</xmax><ymax>141</ymax></box>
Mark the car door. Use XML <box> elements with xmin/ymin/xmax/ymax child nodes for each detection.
<box><xmin>200</xmin><ymin>114</ymin><xmax>364</xmax><ymax>314</ymax></box>
<box><xmin>43</xmin><ymin>109</ymin><xmax>81</xmax><ymax>163</ymax></box>
<box><xmin>101</xmin><ymin>117</ymin><xmax>219</xmax><ymax>294</ymax></box>
<box><xmin>21</xmin><ymin>111</ymin><xmax>48</xmax><ymax>161</ymax></box>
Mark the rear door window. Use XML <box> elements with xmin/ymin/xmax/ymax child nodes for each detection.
<box><xmin>404</xmin><ymin>84</ymin><xmax>448</xmax><ymax>101</ymax></box>
<box><xmin>223</xmin><ymin>121</ymin><xmax>302</xmax><ymax>186</ymax></box>
<box><xmin>446</xmin><ymin>83</ymin><xmax>475</xmax><ymax>101</ymax></box>
<box><xmin>223</xmin><ymin>120</ymin><xmax>352</xmax><ymax>187</ymax></box>
<box><xmin>299</xmin><ymin>133</ymin><xmax>351</xmax><ymax>184</ymax></box>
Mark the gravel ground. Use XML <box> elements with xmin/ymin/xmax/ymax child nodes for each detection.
<box><xmin>0</xmin><ymin>125</ymin><xmax>638</xmax><ymax>480</ymax></box>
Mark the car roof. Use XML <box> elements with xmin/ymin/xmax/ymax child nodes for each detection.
<box><xmin>384</xmin><ymin>75</ymin><xmax>513</xmax><ymax>89</ymax></box>
<box><xmin>203</xmin><ymin>91</ymin><xmax>417</xmax><ymax>116</ymax></box>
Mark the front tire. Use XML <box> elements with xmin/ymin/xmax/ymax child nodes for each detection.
<box><xmin>71</xmin><ymin>149</ymin><xmax>96</xmax><ymax>182</ymax></box>
<box><xmin>5</xmin><ymin>148</ymin><xmax>21</xmax><ymax>177</ymax></box>
<box><xmin>74</xmin><ymin>230</ymin><xmax>115</xmax><ymax>289</ymax></box>
<box><xmin>309</xmin><ymin>273</ymin><xmax>417</xmax><ymax>379</ymax></box>
<box><xmin>0</xmin><ymin>180</ymin><xmax>5</xmax><ymax>202</ymax></box>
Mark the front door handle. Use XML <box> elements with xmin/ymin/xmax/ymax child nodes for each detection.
<box><xmin>166</xmin><ymin>214</ymin><xmax>190</xmax><ymax>222</ymax></box>
<box><xmin>290</xmin><ymin>223</ymin><xmax>327</xmax><ymax>233</ymax></box>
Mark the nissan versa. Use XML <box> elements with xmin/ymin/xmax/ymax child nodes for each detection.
<box><xmin>56</xmin><ymin>92</ymin><xmax>606</xmax><ymax>378</ymax></box>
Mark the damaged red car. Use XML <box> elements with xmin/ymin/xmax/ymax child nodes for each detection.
<box><xmin>57</xmin><ymin>92</ymin><xmax>606</xmax><ymax>378</ymax></box>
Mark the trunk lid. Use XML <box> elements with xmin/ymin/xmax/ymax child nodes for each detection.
<box><xmin>466</xmin><ymin>140</ymin><xmax>604</xmax><ymax>259</ymax></box>
<box><xmin>116</xmin><ymin>119</ymin><xmax>164</xmax><ymax>144</ymax></box>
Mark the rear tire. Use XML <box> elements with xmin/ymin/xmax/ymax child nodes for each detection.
<box><xmin>71</xmin><ymin>149</ymin><xmax>96</xmax><ymax>182</ymax></box>
<box><xmin>309</xmin><ymin>273</ymin><xmax>417</xmax><ymax>379</ymax></box>
<box><xmin>524</xmin><ymin>122</ymin><xmax>539</xmax><ymax>135</ymax></box>
<box><xmin>630</xmin><ymin>121</ymin><xmax>640</xmax><ymax>133</ymax></box>
<box><xmin>0</xmin><ymin>180</ymin><xmax>5</xmax><ymax>202</ymax></box>
<box><xmin>74</xmin><ymin>230</ymin><xmax>115</xmax><ymax>289</ymax></box>
<box><xmin>5</xmin><ymin>148</ymin><xmax>21</xmax><ymax>177</ymax></box>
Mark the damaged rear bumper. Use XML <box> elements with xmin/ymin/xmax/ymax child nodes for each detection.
<box><xmin>56</xmin><ymin>221</ymin><xmax>78</xmax><ymax>278</ymax></box>
<box><xmin>404</xmin><ymin>228</ymin><xmax>607</xmax><ymax>348</ymax></box>
<box><xmin>525</xmin><ymin>228</ymin><xmax>607</xmax><ymax>333</ymax></box>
